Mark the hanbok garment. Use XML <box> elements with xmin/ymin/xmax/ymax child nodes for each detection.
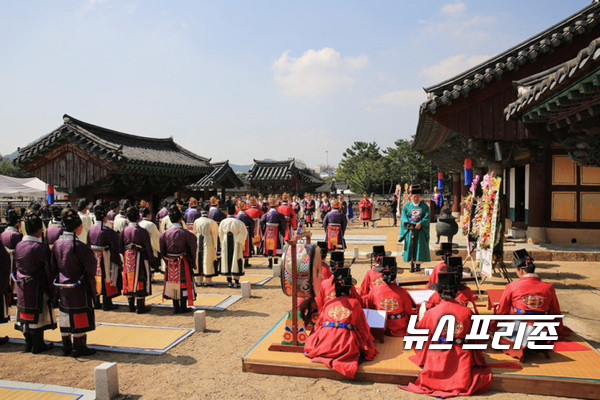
<box><xmin>401</xmin><ymin>300</ymin><xmax>491</xmax><ymax>398</ymax></box>
<box><xmin>370</xmin><ymin>199</ymin><xmax>381</xmax><ymax>221</ymax></box>
<box><xmin>139</xmin><ymin>217</ymin><xmax>161</xmax><ymax>261</ymax></box>
<box><xmin>426</xmin><ymin>260</ymin><xmax>447</xmax><ymax>290</ymax></box>
<box><xmin>159</xmin><ymin>215</ymin><xmax>172</xmax><ymax>233</ymax></box>
<box><xmin>304</xmin><ymin>295</ymin><xmax>378</xmax><ymax>378</ymax></box>
<box><xmin>193</xmin><ymin>216</ymin><xmax>219</xmax><ymax>277</ymax></box>
<box><xmin>120</xmin><ymin>223</ymin><xmax>157</xmax><ymax>298</ymax></box>
<box><xmin>322</xmin><ymin>210</ymin><xmax>347</xmax><ymax>250</ymax></box>
<box><xmin>302</xmin><ymin>199</ymin><xmax>315</xmax><ymax>224</ymax></box>
<box><xmin>184</xmin><ymin>208</ymin><xmax>202</xmax><ymax>230</ymax></box>
<box><xmin>87</xmin><ymin>222</ymin><xmax>122</xmax><ymax>300</ymax></box>
<box><xmin>0</xmin><ymin>245</ymin><xmax>10</xmax><ymax>323</ymax></box>
<box><xmin>316</xmin><ymin>276</ymin><xmax>362</xmax><ymax>311</ymax></box>
<box><xmin>360</xmin><ymin>267</ymin><xmax>383</xmax><ymax>298</ymax></box>
<box><xmin>358</xmin><ymin>199</ymin><xmax>372</xmax><ymax>221</ymax></box>
<box><xmin>2</xmin><ymin>226</ymin><xmax>22</xmax><ymax>303</ymax></box>
<box><xmin>52</xmin><ymin>232</ymin><xmax>97</xmax><ymax>334</ymax></box>
<box><xmin>218</xmin><ymin>217</ymin><xmax>248</xmax><ymax>277</ymax></box>
<box><xmin>259</xmin><ymin>208</ymin><xmax>287</xmax><ymax>257</ymax></box>
<box><xmin>160</xmin><ymin>223</ymin><xmax>197</xmax><ymax>305</ymax></box>
<box><xmin>398</xmin><ymin>200</ymin><xmax>431</xmax><ymax>263</ymax></box>
<box><xmin>106</xmin><ymin>210</ymin><xmax>117</xmax><ymax>228</ymax></box>
<box><xmin>14</xmin><ymin>237</ymin><xmax>56</xmax><ymax>331</ymax></box>
<box><xmin>320</xmin><ymin>201</ymin><xmax>331</xmax><ymax>221</ymax></box>
<box><xmin>314</xmin><ymin>199</ymin><xmax>321</xmax><ymax>222</ymax></box>
<box><xmin>77</xmin><ymin>211</ymin><xmax>93</xmax><ymax>244</ymax></box>
<box><xmin>364</xmin><ymin>281</ymin><xmax>414</xmax><ymax>336</ymax></box>
<box><xmin>155</xmin><ymin>207</ymin><xmax>168</xmax><ymax>225</ymax></box>
<box><xmin>112</xmin><ymin>213</ymin><xmax>128</xmax><ymax>233</ymax></box>
<box><xmin>236</xmin><ymin>211</ymin><xmax>255</xmax><ymax>259</ymax></box>
<box><xmin>347</xmin><ymin>201</ymin><xmax>354</xmax><ymax>220</ymax></box>
<box><xmin>45</xmin><ymin>221</ymin><xmax>64</xmax><ymax>249</ymax></box>
<box><xmin>277</xmin><ymin>203</ymin><xmax>297</xmax><ymax>241</ymax></box>
<box><xmin>208</xmin><ymin>207</ymin><xmax>227</xmax><ymax>224</ymax></box>
<box><xmin>426</xmin><ymin>286</ymin><xmax>478</xmax><ymax>313</ymax></box>
<box><xmin>340</xmin><ymin>201</ymin><xmax>348</xmax><ymax>216</ymax></box>
<box><xmin>245</xmin><ymin>206</ymin><xmax>264</xmax><ymax>246</ymax></box>
<box><xmin>433</xmin><ymin>192</ymin><xmax>444</xmax><ymax>215</ymax></box>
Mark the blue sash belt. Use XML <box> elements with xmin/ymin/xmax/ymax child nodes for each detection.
<box><xmin>387</xmin><ymin>312</ymin><xmax>405</xmax><ymax>320</ymax></box>
<box><xmin>323</xmin><ymin>321</ymin><xmax>355</xmax><ymax>330</ymax></box>
<box><xmin>436</xmin><ymin>337</ymin><xmax>466</xmax><ymax>345</ymax></box>
<box><xmin>512</xmin><ymin>307</ymin><xmax>548</xmax><ymax>315</ymax></box>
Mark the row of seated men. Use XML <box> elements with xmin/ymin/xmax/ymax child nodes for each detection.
<box><xmin>304</xmin><ymin>242</ymin><xmax>564</xmax><ymax>397</ymax></box>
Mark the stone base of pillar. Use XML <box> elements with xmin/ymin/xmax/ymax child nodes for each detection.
<box><xmin>526</xmin><ymin>227</ymin><xmax>548</xmax><ymax>244</ymax></box>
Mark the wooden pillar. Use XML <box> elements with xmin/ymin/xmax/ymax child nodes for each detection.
<box><xmin>527</xmin><ymin>160</ymin><xmax>548</xmax><ymax>243</ymax></box>
<box><xmin>452</xmin><ymin>173</ymin><xmax>461</xmax><ymax>218</ymax></box>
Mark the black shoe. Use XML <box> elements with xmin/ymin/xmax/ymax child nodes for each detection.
<box><xmin>71</xmin><ymin>336</ymin><xmax>95</xmax><ymax>357</ymax></box>
<box><xmin>415</xmin><ymin>264</ymin><xmax>421</xmax><ymax>272</ymax></box>
<box><xmin>227</xmin><ymin>281</ymin><xmax>234</xmax><ymax>288</ymax></box>
<box><xmin>102</xmin><ymin>298</ymin><xmax>117</xmax><ymax>311</ymax></box>
<box><xmin>22</xmin><ymin>332</ymin><xmax>32</xmax><ymax>353</ymax></box>
<box><xmin>0</xmin><ymin>335</ymin><xmax>9</xmax><ymax>345</ymax></box>
<box><xmin>128</xmin><ymin>297</ymin><xmax>136</xmax><ymax>312</ymax></box>
<box><xmin>61</xmin><ymin>335</ymin><xmax>72</xmax><ymax>356</ymax></box>
<box><xmin>173</xmin><ymin>300</ymin><xmax>181</xmax><ymax>314</ymax></box>
<box><xmin>136</xmin><ymin>298</ymin><xmax>151</xmax><ymax>314</ymax></box>
<box><xmin>274</xmin><ymin>258</ymin><xmax>279</xmax><ymax>264</ymax></box>
<box><xmin>233</xmin><ymin>281</ymin><xmax>241</xmax><ymax>288</ymax></box>
<box><xmin>268</xmin><ymin>259</ymin><xmax>273</xmax><ymax>269</ymax></box>
<box><xmin>94</xmin><ymin>296</ymin><xmax>102</xmax><ymax>310</ymax></box>
<box><xmin>31</xmin><ymin>332</ymin><xmax>54</xmax><ymax>354</ymax></box>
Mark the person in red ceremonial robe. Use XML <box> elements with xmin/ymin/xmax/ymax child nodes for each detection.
<box><xmin>316</xmin><ymin>241</ymin><xmax>332</xmax><ymax>280</ymax></box>
<box><xmin>160</xmin><ymin>205</ymin><xmax>197</xmax><ymax>314</ymax></box>
<box><xmin>316</xmin><ymin>252</ymin><xmax>361</xmax><ymax>311</ymax></box>
<box><xmin>401</xmin><ymin>273</ymin><xmax>491</xmax><ymax>398</ymax></box>
<box><xmin>304</xmin><ymin>272</ymin><xmax>378</xmax><ymax>378</ymax></box>
<box><xmin>302</xmin><ymin>194</ymin><xmax>315</xmax><ymax>227</ymax></box>
<box><xmin>277</xmin><ymin>193</ymin><xmax>297</xmax><ymax>242</ymax></box>
<box><xmin>426</xmin><ymin>256</ymin><xmax>478</xmax><ymax>314</ymax></box>
<box><xmin>426</xmin><ymin>242</ymin><xmax>457</xmax><ymax>290</ymax></box>
<box><xmin>245</xmin><ymin>197</ymin><xmax>264</xmax><ymax>254</ymax></box>
<box><xmin>497</xmin><ymin>250</ymin><xmax>563</xmax><ymax>332</ymax></box>
<box><xmin>363</xmin><ymin>257</ymin><xmax>414</xmax><ymax>336</ymax></box>
<box><xmin>360</xmin><ymin>245</ymin><xmax>387</xmax><ymax>297</ymax></box>
<box><xmin>358</xmin><ymin>193</ymin><xmax>372</xmax><ymax>227</ymax></box>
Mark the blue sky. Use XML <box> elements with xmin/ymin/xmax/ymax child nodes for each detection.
<box><xmin>0</xmin><ymin>0</ymin><xmax>591</xmax><ymax>167</ymax></box>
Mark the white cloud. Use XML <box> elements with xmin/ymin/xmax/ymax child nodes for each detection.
<box><xmin>373</xmin><ymin>89</ymin><xmax>426</xmax><ymax>108</ymax></box>
<box><xmin>273</xmin><ymin>48</ymin><xmax>368</xmax><ymax>99</ymax></box>
<box><xmin>420</xmin><ymin>54</ymin><xmax>492</xmax><ymax>83</ymax></box>
<box><xmin>441</xmin><ymin>1</ymin><xmax>466</xmax><ymax>16</ymax></box>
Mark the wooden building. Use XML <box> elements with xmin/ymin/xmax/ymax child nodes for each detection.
<box><xmin>15</xmin><ymin>115</ymin><xmax>212</xmax><ymax>205</ymax></box>
<box><xmin>187</xmin><ymin>161</ymin><xmax>244</xmax><ymax>199</ymax></box>
<box><xmin>413</xmin><ymin>2</ymin><xmax>600</xmax><ymax>244</ymax></box>
<box><xmin>246</xmin><ymin>159</ymin><xmax>323</xmax><ymax>194</ymax></box>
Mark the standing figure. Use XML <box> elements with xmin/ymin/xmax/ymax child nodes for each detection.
<box><xmin>236</xmin><ymin>201</ymin><xmax>255</xmax><ymax>268</ymax></box>
<box><xmin>193</xmin><ymin>204</ymin><xmax>219</xmax><ymax>286</ymax></box>
<box><xmin>347</xmin><ymin>196</ymin><xmax>354</xmax><ymax>221</ymax></box>
<box><xmin>219</xmin><ymin>205</ymin><xmax>248</xmax><ymax>288</ymax></box>
<box><xmin>370</xmin><ymin>194</ymin><xmax>380</xmax><ymax>228</ymax></box>
<box><xmin>106</xmin><ymin>201</ymin><xmax>119</xmax><ymax>228</ymax></box>
<box><xmin>160</xmin><ymin>205</ymin><xmax>197</xmax><ymax>314</ymax></box>
<box><xmin>14</xmin><ymin>212</ymin><xmax>55</xmax><ymax>352</ymax></box>
<box><xmin>432</xmin><ymin>187</ymin><xmax>444</xmax><ymax>217</ymax></box>
<box><xmin>52</xmin><ymin>209</ymin><xmax>98</xmax><ymax>357</ymax></box>
<box><xmin>120</xmin><ymin>206</ymin><xmax>159</xmax><ymax>313</ymax></box>
<box><xmin>260</xmin><ymin>197</ymin><xmax>287</xmax><ymax>269</ymax></box>
<box><xmin>112</xmin><ymin>199</ymin><xmax>130</xmax><ymax>233</ymax></box>
<box><xmin>277</xmin><ymin>193</ymin><xmax>297</xmax><ymax>242</ymax></box>
<box><xmin>155</xmin><ymin>199</ymin><xmax>169</xmax><ymax>226</ymax></box>
<box><xmin>45</xmin><ymin>205</ymin><xmax>64</xmax><ymax>249</ymax></box>
<box><xmin>139</xmin><ymin>206</ymin><xmax>161</xmax><ymax>275</ymax></box>
<box><xmin>320</xmin><ymin>195</ymin><xmax>331</xmax><ymax>222</ymax></box>
<box><xmin>2</xmin><ymin>209</ymin><xmax>22</xmax><ymax>305</ymax></box>
<box><xmin>76</xmin><ymin>199</ymin><xmax>93</xmax><ymax>244</ymax></box>
<box><xmin>208</xmin><ymin>197</ymin><xmax>227</xmax><ymax>224</ymax></box>
<box><xmin>398</xmin><ymin>185</ymin><xmax>430</xmax><ymax>272</ymax></box>
<box><xmin>184</xmin><ymin>197</ymin><xmax>201</xmax><ymax>230</ymax></box>
<box><xmin>338</xmin><ymin>194</ymin><xmax>347</xmax><ymax>216</ymax></box>
<box><xmin>363</xmin><ymin>257</ymin><xmax>414</xmax><ymax>336</ymax></box>
<box><xmin>390</xmin><ymin>195</ymin><xmax>398</xmax><ymax>227</ymax></box>
<box><xmin>0</xmin><ymin>244</ymin><xmax>10</xmax><ymax>342</ymax></box>
<box><xmin>87</xmin><ymin>205</ymin><xmax>122</xmax><ymax>311</ymax></box>
<box><xmin>304</xmin><ymin>272</ymin><xmax>378</xmax><ymax>378</ymax></box>
<box><xmin>401</xmin><ymin>273</ymin><xmax>491</xmax><ymax>397</ymax></box>
<box><xmin>245</xmin><ymin>197</ymin><xmax>264</xmax><ymax>254</ymax></box>
<box><xmin>322</xmin><ymin>199</ymin><xmax>347</xmax><ymax>251</ymax></box>
<box><xmin>303</xmin><ymin>194</ymin><xmax>315</xmax><ymax>228</ymax></box>
<box><xmin>358</xmin><ymin>194</ymin><xmax>372</xmax><ymax>227</ymax></box>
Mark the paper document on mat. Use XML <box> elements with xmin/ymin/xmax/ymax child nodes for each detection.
<box><xmin>407</xmin><ymin>289</ymin><xmax>435</xmax><ymax>305</ymax></box>
<box><xmin>363</xmin><ymin>309</ymin><xmax>386</xmax><ymax>328</ymax></box>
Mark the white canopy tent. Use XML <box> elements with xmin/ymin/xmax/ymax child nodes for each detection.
<box><xmin>0</xmin><ymin>175</ymin><xmax>66</xmax><ymax>198</ymax></box>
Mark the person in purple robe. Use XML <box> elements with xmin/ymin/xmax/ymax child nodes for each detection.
<box><xmin>51</xmin><ymin>208</ymin><xmax>97</xmax><ymax>357</ymax></box>
<box><xmin>0</xmin><ymin>242</ymin><xmax>11</xmax><ymax>344</ymax></box>
<box><xmin>88</xmin><ymin>205</ymin><xmax>122</xmax><ymax>311</ymax></box>
<box><xmin>236</xmin><ymin>201</ymin><xmax>255</xmax><ymax>268</ymax></box>
<box><xmin>2</xmin><ymin>209</ymin><xmax>23</xmax><ymax>305</ymax></box>
<box><xmin>45</xmin><ymin>205</ymin><xmax>64</xmax><ymax>249</ymax></box>
<box><xmin>322</xmin><ymin>199</ymin><xmax>348</xmax><ymax>251</ymax></box>
<box><xmin>208</xmin><ymin>197</ymin><xmax>226</xmax><ymax>223</ymax></box>
<box><xmin>14</xmin><ymin>212</ymin><xmax>56</xmax><ymax>353</ymax></box>
<box><xmin>160</xmin><ymin>205</ymin><xmax>197</xmax><ymax>314</ymax></box>
<box><xmin>106</xmin><ymin>201</ymin><xmax>119</xmax><ymax>226</ymax></box>
<box><xmin>120</xmin><ymin>206</ymin><xmax>158</xmax><ymax>314</ymax></box>
<box><xmin>259</xmin><ymin>198</ymin><xmax>287</xmax><ymax>269</ymax></box>
<box><xmin>184</xmin><ymin>197</ymin><xmax>202</xmax><ymax>229</ymax></box>
<box><xmin>155</xmin><ymin>199</ymin><xmax>169</xmax><ymax>226</ymax></box>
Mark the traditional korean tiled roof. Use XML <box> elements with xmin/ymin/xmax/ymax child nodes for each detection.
<box><xmin>247</xmin><ymin>159</ymin><xmax>323</xmax><ymax>184</ymax></box>
<box><xmin>505</xmin><ymin>37</ymin><xmax>600</xmax><ymax>121</ymax></box>
<box><xmin>315</xmin><ymin>181</ymin><xmax>349</xmax><ymax>193</ymax></box>
<box><xmin>420</xmin><ymin>1</ymin><xmax>600</xmax><ymax>114</ymax></box>
<box><xmin>16</xmin><ymin>115</ymin><xmax>212</xmax><ymax>175</ymax></box>
<box><xmin>188</xmin><ymin>161</ymin><xmax>244</xmax><ymax>189</ymax></box>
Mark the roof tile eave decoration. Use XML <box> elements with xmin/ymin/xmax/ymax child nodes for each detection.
<box><xmin>505</xmin><ymin>36</ymin><xmax>600</xmax><ymax>120</ymax></box>
<box><xmin>247</xmin><ymin>159</ymin><xmax>324</xmax><ymax>186</ymax></box>
<box><xmin>419</xmin><ymin>2</ymin><xmax>600</xmax><ymax>115</ymax></box>
<box><xmin>15</xmin><ymin>114</ymin><xmax>211</xmax><ymax>174</ymax></box>
<box><xmin>188</xmin><ymin>161</ymin><xmax>243</xmax><ymax>190</ymax></box>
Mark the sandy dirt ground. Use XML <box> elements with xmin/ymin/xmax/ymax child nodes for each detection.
<box><xmin>0</xmin><ymin>219</ymin><xmax>598</xmax><ymax>399</ymax></box>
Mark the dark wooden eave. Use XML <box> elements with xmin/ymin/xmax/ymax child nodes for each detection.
<box><xmin>188</xmin><ymin>161</ymin><xmax>244</xmax><ymax>190</ymax></box>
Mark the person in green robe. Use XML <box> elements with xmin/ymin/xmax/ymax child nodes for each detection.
<box><xmin>398</xmin><ymin>185</ymin><xmax>431</xmax><ymax>272</ymax></box>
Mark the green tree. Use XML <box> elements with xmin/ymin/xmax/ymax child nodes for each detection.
<box><xmin>382</xmin><ymin>139</ymin><xmax>436</xmax><ymax>193</ymax></box>
<box><xmin>337</xmin><ymin>141</ymin><xmax>385</xmax><ymax>194</ymax></box>
<box><xmin>0</xmin><ymin>155</ymin><xmax>30</xmax><ymax>178</ymax></box>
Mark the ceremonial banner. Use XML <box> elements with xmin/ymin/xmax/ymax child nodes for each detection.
<box><xmin>263</xmin><ymin>224</ymin><xmax>278</xmax><ymax>256</ymax></box>
<box><xmin>123</xmin><ymin>249</ymin><xmax>138</xmax><ymax>294</ymax></box>
<box><xmin>252</xmin><ymin>218</ymin><xmax>261</xmax><ymax>245</ymax></box>
<box><xmin>327</xmin><ymin>224</ymin><xmax>341</xmax><ymax>250</ymax></box>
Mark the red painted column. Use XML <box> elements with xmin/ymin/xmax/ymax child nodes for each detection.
<box><xmin>452</xmin><ymin>173</ymin><xmax>461</xmax><ymax>217</ymax></box>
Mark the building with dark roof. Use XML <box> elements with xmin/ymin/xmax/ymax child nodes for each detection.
<box><xmin>15</xmin><ymin>115</ymin><xmax>212</xmax><ymax>201</ymax></box>
<box><xmin>246</xmin><ymin>159</ymin><xmax>323</xmax><ymax>193</ymax></box>
<box><xmin>187</xmin><ymin>161</ymin><xmax>244</xmax><ymax>198</ymax></box>
<box><xmin>413</xmin><ymin>2</ymin><xmax>600</xmax><ymax>245</ymax></box>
